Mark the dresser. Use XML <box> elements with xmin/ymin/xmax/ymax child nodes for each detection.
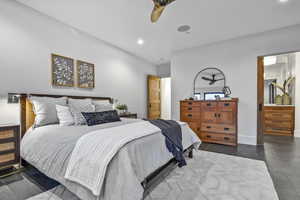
<box><xmin>0</xmin><ymin>124</ymin><xmax>20</xmax><ymax>177</ymax></box>
<box><xmin>264</xmin><ymin>106</ymin><xmax>295</xmax><ymax>136</ymax></box>
<box><xmin>180</xmin><ymin>99</ymin><xmax>238</xmax><ymax>146</ymax></box>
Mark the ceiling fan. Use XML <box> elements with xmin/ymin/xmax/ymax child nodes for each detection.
<box><xmin>151</xmin><ymin>0</ymin><xmax>176</xmax><ymax>23</ymax></box>
<box><xmin>202</xmin><ymin>73</ymin><xmax>225</xmax><ymax>85</ymax></box>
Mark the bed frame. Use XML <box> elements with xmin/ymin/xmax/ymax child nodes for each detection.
<box><xmin>18</xmin><ymin>93</ymin><xmax>194</xmax><ymax>198</ymax></box>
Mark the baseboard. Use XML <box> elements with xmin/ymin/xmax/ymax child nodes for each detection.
<box><xmin>238</xmin><ymin>135</ymin><xmax>257</xmax><ymax>146</ymax></box>
<box><xmin>294</xmin><ymin>129</ymin><xmax>300</xmax><ymax>138</ymax></box>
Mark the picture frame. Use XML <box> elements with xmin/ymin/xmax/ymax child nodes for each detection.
<box><xmin>76</xmin><ymin>60</ymin><xmax>95</xmax><ymax>89</ymax></box>
<box><xmin>51</xmin><ymin>54</ymin><xmax>74</xmax><ymax>87</ymax></box>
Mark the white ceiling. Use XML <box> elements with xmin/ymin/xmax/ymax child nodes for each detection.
<box><xmin>17</xmin><ymin>0</ymin><xmax>300</xmax><ymax>65</ymax></box>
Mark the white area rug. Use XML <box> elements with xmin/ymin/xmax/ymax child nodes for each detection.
<box><xmin>27</xmin><ymin>150</ymin><xmax>278</xmax><ymax>200</ymax></box>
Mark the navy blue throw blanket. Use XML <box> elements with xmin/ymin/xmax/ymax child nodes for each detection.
<box><xmin>145</xmin><ymin>119</ymin><xmax>187</xmax><ymax>167</ymax></box>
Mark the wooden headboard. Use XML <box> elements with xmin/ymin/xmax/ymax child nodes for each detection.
<box><xmin>19</xmin><ymin>93</ymin><xmax>113</xmax><ymax>137</ymax></box>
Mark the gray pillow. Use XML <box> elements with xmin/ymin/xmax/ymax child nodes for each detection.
<box><xmin>30</xmin><ymin>96</ymin><xmax>67</xmax><ymax>128</ymax></box>
<box><xmin>93</xmin><ymin>100</ymin><xmax>113</xmax><ymax>112</ymax></box>
<box><xmin>69</xmin><ymin>98</ymin><xmax>95</xmax><ymax>125</ymax></box>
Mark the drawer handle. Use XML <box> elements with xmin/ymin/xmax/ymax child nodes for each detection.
<box><xmin>188</xmin><ymin>102</ymin><xmax>192</xmax><ymax>105</ymax></box>
<box><xmin>197</xmin><ymin>128</ymin><xmax>200</xmax><ymax>131</ymax></box>
<box><xmin>224</xmin><ymin>103</ymin><xmax>230</xmax><ymax>106</ymax></box>
<box><xmin>206</xmin><ymin>135</ymin><xmax>212</xmax><ymax>138</ymax></box>
<box><xmin>218</xmin><ymin>113</ymin><xmax>221</xmax><ymax>118</ymax></box>
<box><xmin>224</xmin><ymin>137</ymin><xmax>230</xmax><ymax>140</ymax></box>
<box><xmin>214</xmin><ymin>113</ymin><xmax>217</xmax><ymax>118</ymax></box>
<box><xmin>224</xmin><ymin>127</ymin><xmax>230</xmax><ymax>131</ymax></box>
<box><xmin>188</xmin><ymin>107</ymin><xmax>192</xmax><ymax>111</ymax></box>
<box><xmin>206</xmin><ymin>126</ymin><xmax>212</xmax><ymax>129</ymax></box>
<box><xmin>188</xmin><ymin>114</ymin><xmax>193</xmax><ymax>117</ymax></box>
<box><xmin>207</xmin><ymin>103</ymin><xmax>212</xmax><ymax>106</ymax></box>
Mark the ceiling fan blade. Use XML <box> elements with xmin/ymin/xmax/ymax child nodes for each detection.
<box><xmin>215</xmin><ymin>78</ymin><xmax>225</xmax><ymax>82</ymax></box>
<box><xmin>202</xmin><ymin>76</ymin><xmax>214</xmax><ymax>81</ymax></box>
<box><xmin>151</xmin><ymin>4</ymin><xmax>166</xmax><ymax>23</ymax></box>
<box><xmin>151</xmin><ymin>0</ymin><xmax>176</xmax><ymax>23</ymax></box>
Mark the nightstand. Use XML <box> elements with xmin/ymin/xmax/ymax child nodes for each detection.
<box><xmin>119</xmin><ymin>113</ymin><xmax>138</xmax><ymax>119</ymax></box>
<box><xmin>0</xmin><ymin>124</ymin><xmax>21</xmax><ymax>178</ymax></box>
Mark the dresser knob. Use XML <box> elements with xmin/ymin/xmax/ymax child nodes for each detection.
<box><xmin>207</xmin><ymin>103</ymin><xmax>211</xmax><ymax>106</ymax></box>
<box><xmin>206</xmin><ymin>135</ymin><xmax>212</xmax><ymax>138</ymax></box>
<box><xmin>224</xmin><ymin>127</ymin><xmax>230</xmax><ymax>131</ymax></box>
<box><xmin>224</xmin><ymin>137</ymin><xmax>230</xmax><ymax>140</ymax></box>
<box><xmin>188</xmin><ymin>114</ymin><xmax>193</xmax><ymax>117</ymax></box>
<box><xmin>188</xmin><ymin>102</ymin><xmax>192</xmax><ymax>105</ymax></box>
<box><xmin>224</xmin><ymin>103</ymin><xmax>230</xmax><ymax>106</ymax></box>
<box><xmin>206</xmin><ymin>126</ymin><xmax>212</xmax><ymax>129</ymax></box>
<box><xmin>188</xmin><ymin>107</ymin><xmax>192</xmax><ymax>111</ymax></box>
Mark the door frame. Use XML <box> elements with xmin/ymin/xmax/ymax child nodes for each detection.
<box><xmin>257</xmin><ymin>50</ymin><xmax>299</xmax><ymax>145</ymax></box>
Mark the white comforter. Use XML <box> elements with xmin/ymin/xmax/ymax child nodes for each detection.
<box><xmin>21</xmin><ymin>119</ymin><xmax>200</xmax><ymax>200</ymax></box>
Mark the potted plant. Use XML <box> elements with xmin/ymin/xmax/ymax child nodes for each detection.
<box><xmin>116</xmin><ymin>104</ymin><xmax>128</xmax><ymax>114</ymax></box>
<box><xmin>272</xmin><ymin>76</ymin><xmax>295</xmax><ymax>105</ymax></box>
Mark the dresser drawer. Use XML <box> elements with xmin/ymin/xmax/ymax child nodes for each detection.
<box><xmin>218</xmin><ymin>102</ymin><xmax>235</xmax><ymax>112</ymax></box>
<box><xmin>201</xmin><ymin>102</ymin><xmax>217</xmax><ymax>111</ymax></box>
<box><xmin>180</xmin><ymin>106</ymin><xmax>201</xmax><ymax>113</ymax></box>
<box><xmin>180</xmin><ymin>112</ymin><xmax>201</xmax><ymax>122</ymax></box>
<box><xmin>0</xmin><ymin>142</ymin><xmax>15</xmax><ymax>152</ymax></box>
<box><xmin>0</xmin><ymin>130</ymin><xmax>15</xmax><ymax>140</ymax></box>
<box><xmin>265</xmin><ymin>120</ymin><xmax>293</xmax><ymax>130</ymax></box>
<box><xmin>201</xmin><ymin>132</ymin><xmax>236</xmax><ymax>146</ymax></box>
<box><xmin>181</xmin><ymin>101</ymin><xmax>201</xmax><ymax>107</ymax></box>
<box><xmin>201</xmin><ymin>123</ymin><xmax>236</xmax><ymax>134</ymax></box>
<box><xmin>264</xmin><ymin>111</ymin><xmax>293</xmax><ymax>121</ymax></box>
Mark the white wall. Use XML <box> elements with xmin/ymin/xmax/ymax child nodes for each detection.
<box><xmin>295</xmin><ymin>53</ymin><xmax>300</xmax><ymax>137</ymax></box>
<box><xmin>171</xmin><ymin>24</ymin><xmax>300</xmax><ymax>145</ymax></box>
<box><xmin>157</xmin><ymin>63</ymin><xmax>171</xmax><ymax>78</ymax></box>
<box><xmin>0</xmin><ymin>0</ymin><xmax>157</xmax><ymax>123</ymax></box>
<box><xmin>161</xmin><ymin>78</ymin><xmax>171</xmax><ymax>120</ymax></box>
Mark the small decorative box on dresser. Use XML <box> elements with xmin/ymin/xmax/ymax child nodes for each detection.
<box><xmin>264</xmin><ymin>106</ymin><xmax>295</xmax><ymax>136</ymax></box>
<box><xmin>0</xmin><ymin>124</ymin><xmax>21</xmax><ymax>178</ymax></box>
<box><xmin>180</xmin><ymin>99</ymin><xmax>238</xmax><ymax>146</ymax></box>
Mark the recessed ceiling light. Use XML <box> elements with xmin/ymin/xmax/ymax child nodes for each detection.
<box><xmin>278</xmin><ymin>0</ymin><xmax>289</xmax><ymax>3</ymax></box>
<box><xmin>137</xmin><ymin>38</ymin><xmax>144</xmax><ymax>45</ymax></box>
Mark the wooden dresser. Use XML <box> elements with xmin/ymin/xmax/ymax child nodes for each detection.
<box><xmin>264</xmin><ymin>106</ymin><xmax>295</xmax><ymax>136</ymax></box>
<box><xmin>0</xmin><ymin>124</ymin><xmax>20</xmax><ymax>177</ymax></box>
<box><xmin>180</xmin><ymin>99</ymin><xmax>238</xmax><ymax>146</ymax></box>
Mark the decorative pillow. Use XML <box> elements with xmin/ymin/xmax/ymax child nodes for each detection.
<box><xmin>56</xmin><ymin>105</ymin><xmax>75</xmax><ymax>126</ymax></box>
<box><xmin>93</xmin><ymin>100</ymin><xmax>113</xmax><ymax>112</ymax></box>
<box><xmin>69</xmin><ymin>98</ymin><xmax>95</xmax><ymax>125</ymax></box>
<box><xmin>82</xmin><ymin>110</ymin><xmax>121</xmax><ymax>126</ymax></box>
<box><xmin>30</xmin><ymin>96</ymin><xmax>67</xmax><ymax>127</ymax></box>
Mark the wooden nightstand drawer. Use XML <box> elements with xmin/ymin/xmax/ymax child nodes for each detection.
<box><xmin>0</xmin><ymin>142</ymin><xmax>15</xmax><ymax>152</ymax></box>
<box><xmin>0</xmin><ymin>153</ymin><xmax>15</xmax><ymax>165</ymax></box>
<box><xmin>0</xmin><ymin>130</ymin><xmax>15</xmax><ymax>140</ymax></box>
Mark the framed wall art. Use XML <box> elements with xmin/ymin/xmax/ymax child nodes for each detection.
<box><xmin>76</xmin><ymin>60</ymin><xmax>95</xmax><ymax>89</ymax></box>
<box><xmin>51</xmin><ymin>54</ymin><xmax>74</xmax><ymax>87</ymax></box>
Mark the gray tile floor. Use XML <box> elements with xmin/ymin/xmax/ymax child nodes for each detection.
<box><xmin>0</xmin><ymin>135</ymin><xmax>299</xmax><ymax>200</ymax></box>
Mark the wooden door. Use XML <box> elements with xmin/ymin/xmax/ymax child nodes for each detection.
<box><xmin>147</xmin><ymin>75</ymin><xmax>161</xmax><ymax>119</ymax></box>
<box><xmin>257</xmin><ymin>57</ymin><xmax>264</xmax><ymax>145</ymax></box>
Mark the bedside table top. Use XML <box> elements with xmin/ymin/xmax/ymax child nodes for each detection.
<box><xmin>0</xmin><ymin>124</ymin><xmax>20</xmax><ymax>128</ymax></box>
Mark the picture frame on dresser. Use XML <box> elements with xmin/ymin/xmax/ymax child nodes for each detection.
<box><xmin>0</xmin><ymin>124</ymin><xmax>21</xmax><ymax>178</ymax></box>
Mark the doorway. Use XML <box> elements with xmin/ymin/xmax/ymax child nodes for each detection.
<box><xmin>147</xmin><ymin>75</ymin><xmax>171</xmax><ymax>120</ymax></box>
<box><xmin>257</xmin><ymin>52</ymin><xmax>298</xmax><ymax>144</ymax></box>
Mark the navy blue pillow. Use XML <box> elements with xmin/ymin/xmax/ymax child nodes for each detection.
<box><xmin>82</xmin><ymin>110</ymin><xmax>121</xmax><ymax>126</ymax></box>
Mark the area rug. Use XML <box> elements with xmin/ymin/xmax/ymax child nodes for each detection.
<box><xmin>27</xmin><ymin>150</ymin><xmax>279</xmax><ymax>200</ymax></box>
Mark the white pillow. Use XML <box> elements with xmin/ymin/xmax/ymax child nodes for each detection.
<box><xmin>93</xmin><ymin>100</ymin><xmax>113</xmax><ymax>112</ymax></box>
<box><xmin>30</xmin><ymin>96</ymin><xmax>67</xmax><ymax>127</ymax></box>
<box><xmin>69</xmin><ymin>98</ymin><xmax>95</xmax><ymax>125</ymax></box>
<box><xmin>56</xmin><ymin>105</ymin><xmax>75</xmax><ymax>126</ymax></box>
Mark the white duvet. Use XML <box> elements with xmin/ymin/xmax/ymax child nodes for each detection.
<box><xmin>21</xmin><ymin>118</ymin><xmax>200</xmax><ymax>200</ymax></box>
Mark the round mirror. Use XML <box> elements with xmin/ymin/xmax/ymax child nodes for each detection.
<box><xmin>193</xmin><ymin>67</ymin><xmax>230</xmax><ymax>100</ymax></box>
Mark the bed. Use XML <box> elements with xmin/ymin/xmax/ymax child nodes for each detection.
<box><xmin>19</xmin><ymin>94</ymin><xmax>201</xmax><ymax>200</ymax></box>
